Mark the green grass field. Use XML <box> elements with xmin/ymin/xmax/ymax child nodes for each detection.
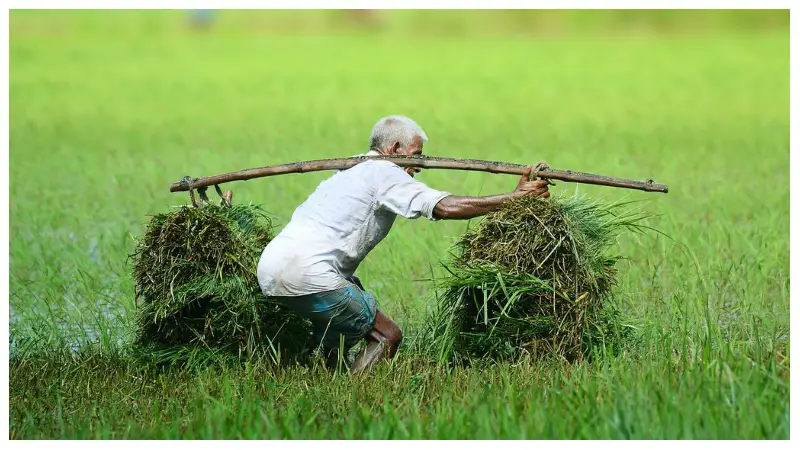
<box><xmin>9</xmin><ymin>11</ymin><xmax>790</xmax><ymax>439</ymax></box>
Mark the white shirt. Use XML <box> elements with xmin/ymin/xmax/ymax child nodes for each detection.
<box><xmin>257</xmin><ymin>153</ymin><xmax>451</xmax><ymax>297</ymax></box>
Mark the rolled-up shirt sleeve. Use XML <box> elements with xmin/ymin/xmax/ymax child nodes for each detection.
<box><xmin>372</xmin><ymin>162</ymin><xmax>451</xmax><ymax>220</ymax></box>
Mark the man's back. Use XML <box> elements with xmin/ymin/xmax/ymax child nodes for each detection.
<box><xmin>257</xmin><ymin>159</ymin><xmax>450</xmax><ymax>297</ymax></box>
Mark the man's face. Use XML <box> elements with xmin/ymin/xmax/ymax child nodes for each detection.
<box><xmin>391</xmin><ymin>135</ymin><xmax>424</xmax><ymax>177</ymax></box>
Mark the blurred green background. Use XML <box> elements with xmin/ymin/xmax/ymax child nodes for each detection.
<box><xmin>9</xmin><ymin>9</ymin><xmax>790</xmax><ymax>36</ymax></box>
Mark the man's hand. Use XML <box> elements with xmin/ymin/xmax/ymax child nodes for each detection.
<box><xmin>515</xmin><ymin>167</ymin><xmax>551</xmax><ymax>199</ymax></box>
<box><xmin>349</xmin><ymin>275</ymin><xmax>365</xmax><ymax>291</ymax></box>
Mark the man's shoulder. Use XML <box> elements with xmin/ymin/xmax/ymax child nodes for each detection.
<box><xmin>356</xmin><ymin>159</ymin><xmax>404</xmax><ymax>174</ymax></box>
<box><xmin>338</xmin><ymin>160</ymin><xmax>402</xmax><ymax>184</ymax></box>
<box><xmin>366</xmin><ymin>159</ymin><xmax>402</xmax><ymax>168</ymax></box>
<box><xmin>347</xmin><ymin>151</ymin><xmax>402</xmax><ymax>170</ymax></box>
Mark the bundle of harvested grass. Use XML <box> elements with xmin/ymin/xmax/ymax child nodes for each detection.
<box><xmin>425</xmin><ymin>194</ymin><xmax>650</xmax><ymax>363</ymax></box>
<box><xmin>130</xmin><ymin>203</ymin><xmax>314</xmax><ymax>363</ymax></box>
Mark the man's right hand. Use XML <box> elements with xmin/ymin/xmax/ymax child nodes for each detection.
<box><xmin>515</xmin><ymin>167</ymin><xmax>551</xmax><ymax>199</ymax></box>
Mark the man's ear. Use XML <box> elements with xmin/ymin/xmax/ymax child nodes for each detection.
<box><xmin>390</xmin><ymin>141</ymin><xmax>402</xmax><ymax>155</ymax></box>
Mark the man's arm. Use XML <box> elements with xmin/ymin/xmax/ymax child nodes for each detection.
<box><xmin>433</xmin><ymin>192</ymin><xmax>524</xmax><ymax>220</ymax></box>
<box><xmin>432</xmin><ymin>167</ymin><xmax>551</xmax><ymax>220</ymax></box>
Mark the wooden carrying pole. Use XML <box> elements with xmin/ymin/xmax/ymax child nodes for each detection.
<box><xmin>169</xmin><ymin>155</ymin><xmax>668</xmax><ymax>194</ymax></box>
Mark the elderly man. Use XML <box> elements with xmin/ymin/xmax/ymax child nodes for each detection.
<box><xmin>257</xmin><ymin>115</ymin><xmax>551</xmax><ymax>373</ymax></box>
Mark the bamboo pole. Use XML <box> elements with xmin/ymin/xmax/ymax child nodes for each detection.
<box><xmin>169</xmin><ymin>155</ymin><xmax>668</xmax><ymax>194</ymax></box>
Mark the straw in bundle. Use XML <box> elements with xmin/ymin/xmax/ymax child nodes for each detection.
<box><xmin>425</xmin><ymin>194</ymin><xmax>651</xmax><ymax>363</ymax></box>
<box><xmin>130</xmin><ymin>203</ymin><xmax>315</xmax><ymax>363</ymax></box>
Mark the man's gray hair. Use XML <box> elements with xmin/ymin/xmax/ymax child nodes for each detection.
<box><xmin>369</xmin><ymin>115</ymin><xmax>429</xmax><ymax>152</ymax></box>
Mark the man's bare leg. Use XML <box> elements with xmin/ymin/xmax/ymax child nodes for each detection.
<box><xmin>351</xmin><ymin>309</ymin><xmax>402</xmax><ymax>374</ymax></box>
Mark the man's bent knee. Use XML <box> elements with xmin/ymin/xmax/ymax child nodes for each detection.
<box><xmin>367</xmin><ymin>326</ymin><xmax>401</xmax><ymax>346</ymax></box>
<box><xmin>372</xmin><ymin>310</ymin><xmax>403</xmax><ymax>349</ymax></box>
<box><xmin>386</xmin><ymin>323</ymin><xmax>402</xmax><ymax>346</ymax></box>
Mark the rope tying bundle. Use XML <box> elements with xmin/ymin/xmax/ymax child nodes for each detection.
<box><xmin>180</xmin><ymin>176</ymin><xmax>233</xmax><ymax>208</ymax></box>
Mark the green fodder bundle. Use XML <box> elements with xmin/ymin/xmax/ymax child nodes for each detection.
<box><xmin>130</xmin><ymin>203</ymin><xmax>314</xmax><ymax>362</ymax></box>
<box><xmin>426</xmin><ymin>194</ymin><xmax>650</xmax><ymax>363</ymax></box>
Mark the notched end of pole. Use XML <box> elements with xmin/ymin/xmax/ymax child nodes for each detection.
<box><xmin>645</xmin><ymin>178</ymin><xmax>669</xmax><ymax>194</ymax></box>
<box><xmin>171</xmin><ymin>176</ymin><xmax>198</xmax><ymax>193</ymax></box>
<box><xmin>178</xmin><ymin>176</ymin><xmax>195</xmax><ymax>190</ymax></box>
